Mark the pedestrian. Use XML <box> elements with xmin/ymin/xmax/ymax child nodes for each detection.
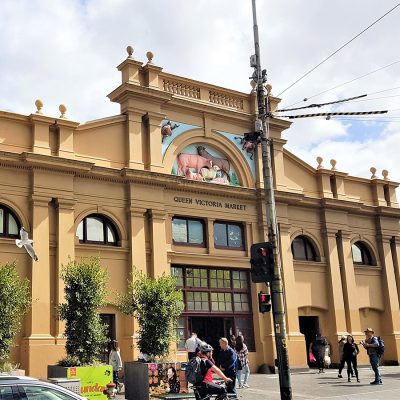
<box><xmin>343</xmin><ymin>334</ymin><xmax>360</xmax><ymax>383</ymax></box>
<box><xmin>235</xmin><ymin>335</ymin><xmax>250</xmax><ymax>389</ymax></box>
<box><xmin>185</xmin><ymin>331</ymin><xmax>202</xmax><ymax>360</ymax></box>
<box><xmin>109</xmin><ymin>340</ymin><xmax>123</xmax><ymax>392</ymax></box>
<box><xmin>361</xmin><ymin>327</ymin><xmax>382</xmax><ymax>385</ymax></box>
<box><xmin>337</xmin><ymin>335</ymin><xmax>346</xmax><ymax>378</ymax></box>
<box><xmin>218</xmin><ymin>337</ymin><xmax>237</xmax><ymax>393</ymax></box>
<box><xmin>229</xmin><ymin>334</ymin><xmax>236</xmax><ymax>349</ymax></box>
<box><xmin>165</xmin><ymin>366</ymin><xmax>180</xmax><ymax>394</ymax></box>
<box><xmin>310</xmin><ymin>332</ymin><xmax>328</xmax><ymax>373</ymax></box>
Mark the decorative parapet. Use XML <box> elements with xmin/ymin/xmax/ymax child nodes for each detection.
<box><xmin>162</xmin><ymin>79</ymin><xmax>200</xmax><ymax>99</ymax></box>
<box><xmin>209</xmin><ymin>90</ymin><xmax>244</xmax><ymax>110</ymax></box>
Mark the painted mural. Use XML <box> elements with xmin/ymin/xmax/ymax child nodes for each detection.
<box><xmin>147</xmin><ymin>362</ymin><xmax>188</xmax><ymax>396</ymax></box>
<box><xmin>161</xmin><ymin>120</ymin><xmax>200</xmax><ymax>157</ymax></box>
<box><xmin>171</xmin><ymin>144</ymin><xmax>240</xmax><ymax>186</ymax></box>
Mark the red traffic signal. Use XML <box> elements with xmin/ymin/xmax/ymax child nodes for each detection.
<box><xmin>250</xmin><ymin>242</ymin><xmax>274</xmax><ymax>283</ymax></box>
<box><xmin>258</xmin><ymin>291</ymin><xmax>271</xmax><ymax>313</ymax></box>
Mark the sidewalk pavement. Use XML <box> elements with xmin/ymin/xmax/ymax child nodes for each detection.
<box><xmin>116</xmin><ymin>365</ymin><xmax>400</xmax><ymax>400</ymax></box>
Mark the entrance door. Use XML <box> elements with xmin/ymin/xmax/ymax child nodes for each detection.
<box><xmin>299</xmin><ymin>316</ymin><xmax>319</xmax><ymax>366</ymax></box>
<box><xmin>188</xmin><ymin>316</ymin><xmax>233</xmax><ymax>363</ymax></box>
<box><xmin>100</xmin><ymin>314</ymin><xmax>116</xmax><ymax>363</ymax></box>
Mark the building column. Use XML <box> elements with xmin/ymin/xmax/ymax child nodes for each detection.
<box><xmin>207</xmin><ymin>218</ymin><xmax>215</xmax><ymax>255</ymax></box>
<box><xmin>126</xmin><ymin>111</ymin><xmax>145</xmax><ymax>170</ymax></box>
<box><xmin>129</xmin><ymin>206</ymin><xmax>148</xmax><ymax>274</ymax></box>
<box><xmin>144</xmin><ymin>112</ymin><xmax>165</xmax><ymax>173</ymax></box>
<box><xmin>55</xmin><ymin>198</ymin><xmax>75</xmax><ymax>340</ymax></box>
<box><xmin>279</xmin><ymin>224</ymin><xmax>305</xmax><ymax>366</ymax></box>
<box><xmin>391</xmin><ymin>237</ymin><xmax>400</xmax><ymax>307</ymax></box>
<box><xmin>321</xmin><ymin>228</ymin><xmax>347</xmax><ymax>361</ymax></box>
<box><xmin>150</xmin><ymin>209</ymin><xmax>168</xmax><ymax>276</ymax></box>
<box><xmin>336</xmin><ymin>231</ymin><xmax>362</xmax><ymax>334</ymax></box>
<box><xmin>376</xmin><ymin>234</ymin><xmax>400</xmax><ymax>362</ymax></box>
<box><xmin>22</xmin><ymin>194</ymin><xmax>53</xmax><ymax>377</ymax></box>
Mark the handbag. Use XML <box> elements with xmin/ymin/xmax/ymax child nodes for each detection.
<box><xmin>309</xmin><ymin>351</ymin><xmax>316</xmax><ymax>362</ymax></box>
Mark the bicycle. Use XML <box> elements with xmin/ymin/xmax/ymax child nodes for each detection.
<box><xmin>190</xmin><ymin>381</ymin><xmax>238</xmax><ymax>400</ymax></box>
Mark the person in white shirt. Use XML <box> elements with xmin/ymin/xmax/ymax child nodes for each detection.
<box><xmin>185</xmin><ymin>332</ymin><xmax>202</xmax><ymax>360</ymax></box>
<box><xmin>109</xmin><ymin>340</ymin><xmax>123</xmax><ymax>392</ymax></box>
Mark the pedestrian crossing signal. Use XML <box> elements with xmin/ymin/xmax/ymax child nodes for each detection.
<box><xmin>250</xmin><ymin>242</ymin><xmax>274</xmax><ymax>283</ymax></box>
<box><xmin>258</xmin><ymin>292</ymin><xmax>271</xmax><ymax>313</ymax></box>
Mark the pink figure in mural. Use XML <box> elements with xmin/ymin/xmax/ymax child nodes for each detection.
<box><xmin>177</xmin><ymin>153</ymin><xmax>212</xmax><ymax>176</ymax></box>
<box><xmin>210</xmin><ymin>177</ymin><xmax>230</xmax><ymax>185</ymax></box>
<box><xmin>185</xmin><ymin>169</ymin><xmax>204</xmax><ymax>181</ymax></box>
<box><xmin>161</xmin><ymin>121</ymin><xmax>180</xmax><ymax>143</ymax></box>
<box><xmin>196</xmin><ymin>146</ymin><xmax>230</xmax><ymax>181</ymax></box>
<box><xmin>235</xmin><ymin>136</ymin><xmax>257</xmax><ymax>160</ymax></box>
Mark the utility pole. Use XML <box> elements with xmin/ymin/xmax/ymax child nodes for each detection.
<box><xmin>251</xmin><ymin>1</ymin><xmax>292</xmax><ymax>398</ymax></box>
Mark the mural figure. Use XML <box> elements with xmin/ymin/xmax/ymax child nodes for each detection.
<box><xmin>234</xmin><ymin>136</ymin><xmax>257</xmax><ymax>160</ymax></box>
<box><xmin>161</xmin><ymin>120</ymin><xmax>180</xmax><ymax>143</ymax></box>
<box><xmin>177</xmin><ymin>153</ymin><xmax>212</xmax><ymax>176</ymax></box>
<box><xmin>172</xmin><ymin>144</ymin><xmax>239</xmax><ymax>186</ymax></box>
<box><xmin>196</xmin><ymin>146</ymin><xmax>231</xmax><ymax>181</ymax></box>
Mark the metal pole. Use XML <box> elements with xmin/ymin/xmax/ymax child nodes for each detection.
<box><xmin>251</xmin><ymin>1</ymin><xmax>292</xmax><ymax>398</ymax></box>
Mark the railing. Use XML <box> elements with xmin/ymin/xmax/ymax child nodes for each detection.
<box><xmin>163</xmin><ymin>79</ymin><xmax>200</xmax><ymax>99</ymax></box>
<box><xmin>209</xmin><ymin>90</ymin><xmax>244</xmax><ymax>110</ymax></box>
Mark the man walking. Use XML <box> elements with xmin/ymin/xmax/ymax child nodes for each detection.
<box><xmin>185</xmin><ymin>331</ymin><xmax>202</xmax><ymax>360</ymax></box>
<box><xmin>218</xmin><ymin>337</ymin><xmax>237</xmax><ymax>393</ymax></box>
<box><xmin>361</xmin><ymin>327</ymin><xmax>382</xmax><ymax>385</ymax></box>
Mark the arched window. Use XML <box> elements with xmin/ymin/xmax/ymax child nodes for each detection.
<box><xmin>291</xmin><ymin>235</ymin><xmax>317</xmax><ymax>261</ymax></box>
<box><xmin>77</xmin><ymin>214</ymin><xmax>119</xmax><ymax>246</ymax></box>
<box><xmin>352</xmin><ymin>241</ymin><xmax>373</xmax><ymax>265</ymax></box>
<box><xmin>0</xmin><ymin>205</ymin><xmax>20</xmax><ymax>238</ymax></box>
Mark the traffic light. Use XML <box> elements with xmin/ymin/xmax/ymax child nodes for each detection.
<box><xmin>258</xmin><ymin>292</ymin><xmax>271</xmax><ymax>313</ymax></box>
<box><xmin>250</xmin><ymin>242</ymin><xmax>275</xmax><ymax>283</ymax></box>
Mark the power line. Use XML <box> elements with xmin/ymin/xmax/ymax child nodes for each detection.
<box><xmin>276</xmin><ymin>3</ymin><xmax>400</xmax><ymax>97</ymax></box>
<box><xmin>278</xmin><ymin>110</ymin><xmax>388</xmax><ymax>119</ymax></box>
<box><xmin>336</xmin><ymin>94</ymin><xmax>400</xmax><ymax>105</ymax></box>
<box><xmin>285</xmin><ymin>60</ymin><xmax>400</xmax><ymax>108</ymax></box>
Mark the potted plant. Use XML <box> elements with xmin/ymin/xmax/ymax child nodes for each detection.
<box><xmin>0</xmin><ymin>261</ymin><xmax>31</xmax><ymax>375</ymax></box>
<box><xmin>48</xmin><ymin>257</ymin><xmax>112</xmax><ymax>399</ymax></box>
<box><xmin>118</xmin><ymin>269</ymin><xmax>184</xmax><ymax>400</ymax></box>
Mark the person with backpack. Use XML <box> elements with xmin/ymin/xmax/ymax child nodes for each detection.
<box><xmin>361</xmin><ymin>327</ymin><xmax>383</xmax><ymax>385</ymax></box>
<box><xmin>186</xmin><ymin>342</ymin><xmax>232</xmax><ymax>400</ymax></box>
<box><xmin>235</xmin><ymin>335</ymin><xmax>250</xmax><ymax>389</ymax></box>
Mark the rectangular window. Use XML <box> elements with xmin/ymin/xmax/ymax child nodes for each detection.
<box><xmin>232</xmin><ymin>270</ymin><xmax>248</xmax><ymax>289</ymax></box>
<box><xmin>186</xmin><ymin>268</ymin><xmax>208</xmax><ymax>288</ymax></box>
<box><xmin>171</xmin><ymin>267</ymin><xmax>184</xmax><ymax>287</ymax></box>
<box><xmin>211</xmin><ymin>292</ymin><xmax>232</xmax><ymax>311</ymax></box>
<box><xmin>186</xmin><ymin>291</ymin><xmax>209</xmax><ymax>311</ymax></box>
<box><xmin>233</xmin><ymin>293</ymin><xmax>250</xmax><ymax>312</ymax></box>
<box><xmin>214</xmin><ymin>222</ymin><xmax>244</xmax><ymax>249</ymax></box>
<box><xmin>210</xmin><ymin>269</ymin><xmax>231</xmax><ymax>289</ymax></box>
<box><xmin>175</xmin><ymin>316</ymin><xmax>186</xmax><ymax>349</ymax></box>
<box><xmin>172</xmin><ymin>217</ymin><xmax>205</xmax><ymax>246</ymax></box>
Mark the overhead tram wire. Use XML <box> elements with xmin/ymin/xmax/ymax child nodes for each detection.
<box><xmin>276</xmin><ymin>3</ymin><xmax>400</xmax><ymax>98</ymax></box>
<box><xmin>277</xmin><ymin>110</ymin><xmax>388</xmax><ymax>120</ymax></box>
<box><xmin>284</xmin><ymin>60</ymin><xmax>400</xmax><ymax>108</ymax></box>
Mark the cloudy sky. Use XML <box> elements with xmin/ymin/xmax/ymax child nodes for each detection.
<box><xmin>1</xmin><ymin>0</ymin><xmax>399</xmax><ymax>183</ymax></box>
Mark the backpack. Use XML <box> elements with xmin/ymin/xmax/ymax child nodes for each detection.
<box><xmin>185</xmin><ymin>356</ymin><xmax>204</xmax><ymax>384</ymax></box>
<box><xmin>376</xmin><ymin>336</ymin><xmax>385</xmax><ymax>356</ymax></box>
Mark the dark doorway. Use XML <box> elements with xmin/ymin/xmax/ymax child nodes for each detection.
<box><xmin>188</xmin><ymin>316</ymin><xmax>233</xmax><ymax>363</ymax></box>
<box><xmin>100</xmin><ymin>313</ymin><xmax>116</xmax><ymax>363</ymax></box>
<box><xmin>299</xmin><ymin>316</ymin><xmax>320</xmax><ymax>366</ymax></box>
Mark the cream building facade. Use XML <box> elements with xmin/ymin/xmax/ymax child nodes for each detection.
<box><xmin>1</xmin><ymin>48</ymin><xmax>400</xmax><ymax>378</ymax></box>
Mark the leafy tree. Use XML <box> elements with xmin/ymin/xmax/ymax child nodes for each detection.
<box><xmin>58</xmin><ymin>257</ymin><xmax>107</xmax><ymax>366</ymax></box>
<box><xmin>0</xmin><ymin>262</ymin><xmax>31</xmax><ymax>371</ymax></box>
<box><xmin>118</xmin><ymin>269</ymin><xmax>184</xmax><ymax>361</ymax></box>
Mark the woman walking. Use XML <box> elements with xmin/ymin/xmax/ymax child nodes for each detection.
<box><xmin>109</xmin><ymin>340</ymin><xmax>123</xmax><ymax>391</ymax></box>
<box><xmin>235</xmin><ymin>335</ymin><xmax>250</xmax><ymax>388</ymax></box>
<box><xmin>343</xmin><ymin>334</ymin><xmax>360</xmax><ymax>383</ymax></box>
<box><xmin>310</xmin><ymin>333</ymin><xmax>328</xmax><ymax>373</ymax></box>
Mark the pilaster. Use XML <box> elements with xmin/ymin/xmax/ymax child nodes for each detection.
<box><xmin>126</xmin><ymin>110</ymin><xmax>145</xmax><ymax>170</ymax></box>
<box><xmin>57</xmin><ymin>119</ymin><xmax>79</xmax><ymax>159</ymax></box>
<box><xmin>129</xmin><ymin>206</ymin><xmax>147</xmax><ymax>274</ymax></box>
<box><xmin>30</xmin><ymin>114</ymin><xmax>52</xmax><ymax>156</ymax></box>
<box><xmin>206</xmin><ymin>218</ymin><xmax>216</xmax><ymax>255</ymax></box>
<box><xmin>336</xmin><ymin>231</ymin><xmax>361</xmax><ymax>334</ymax></box>
<box><xmin>149</xmin><ymin>209</ymin><xmax>168</xmax><ymax>276</ymax></box>
<box><xmin>144</xmin><ymin>111</ymin><xmax>165</xmax><ymax>173</ymax></box>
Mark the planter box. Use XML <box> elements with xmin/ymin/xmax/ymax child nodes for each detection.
<box><xmin>48</xmin><ymin>365</ymin><xmax>112</xmax><ymax>400</ymax></box>
<box><xmin>0</xmin><ymin>369</ymin><xmax>25</xmax><ymax>376</ymax></box>
<box><xmin>125</xmin><ymin>361</ymin><xmax>188</xmax><ymax>400</ymax></box>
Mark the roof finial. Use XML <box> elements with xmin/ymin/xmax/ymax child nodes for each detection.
<box><xmin>330</xmin><ymin>159</ymin><xmax>337</xmax><ymax>171</ymax></box>
<box><xmin>126</xmin><ymin>45</ymin><xmax>134</xmax><ymax>59</ymax></box>
<box><xmin>59</xmin><ymin>104</ymin><xmax>67</xmax><ymax>119</ymax></box>
<box><xmin>370</xmin><ymin>167</ymin><xmax>377</xmax><ymax>179</ymax></box>
<box><xmin>382</xmin><ymin>169</ymin><xmax>389</xmax><ymax>180</ymax></box>
<box><xmin>316</xmin><ymin>156</ymin><xmax>323</xmax><ymax>169</ymax></box>
<box><xmin>35</xmin><ymin>99</ymin><xmax>43</xmax><ymax>114</ymax></box>
<box><xmin>146</xmin><ymin>51</ymin><xmax>154</xmax><ymax>64</ymax></box>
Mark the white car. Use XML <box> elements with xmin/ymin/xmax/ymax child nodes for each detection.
<box><xmin>0</xmin><ymin>376</ymin><xmax>88</xmax><ymax>399</ymax></box>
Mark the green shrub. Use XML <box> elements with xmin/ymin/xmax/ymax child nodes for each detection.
<box><xmin>58</xmin><ymin>257</ymin><xmax>107</xmax><ymax>366</ymax></box>
<box><xmin>0</xmin><ymin>262</ymin><xmax>31</xmax><ymax>371</ymax></box>
<box><xmin>118</xmin><ymin>269</ymin><xmax>184</xmax><ymax>361</ymax></box>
